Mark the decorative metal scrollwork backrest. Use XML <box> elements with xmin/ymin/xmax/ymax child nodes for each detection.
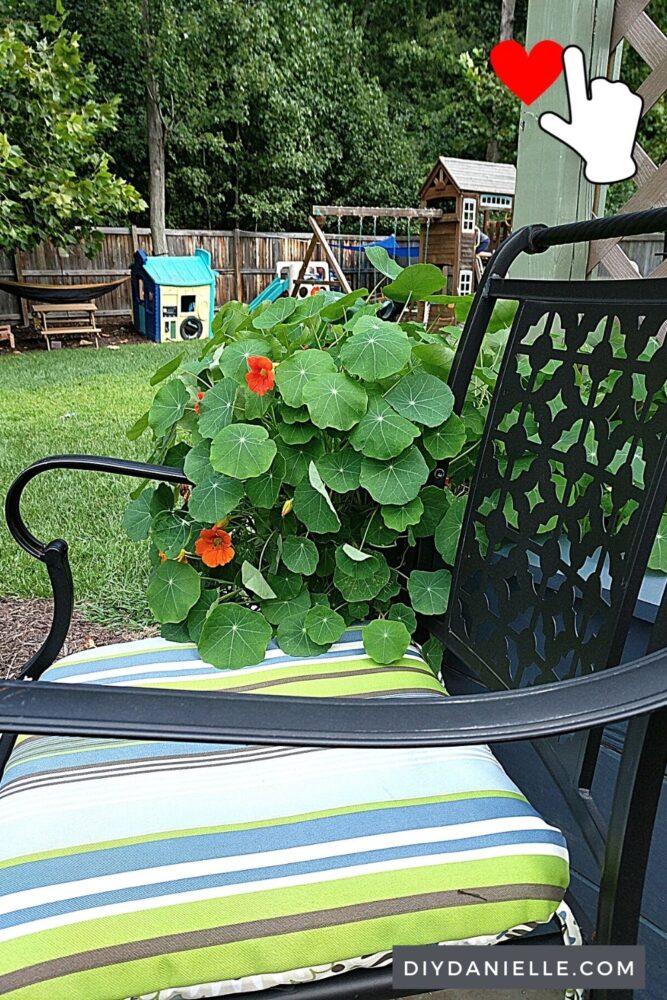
<box><xmin>446</xmin><ymin>278</ymin><xmax>667</xmax><ymax>690</ymax></box>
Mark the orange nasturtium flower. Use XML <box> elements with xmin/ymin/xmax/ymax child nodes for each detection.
<box><xmin>195</xmin><ymin>526</ymin><xmax>235</xmax><ymax>568</ymax></box>
<box><xmin>194</xmin><ymin>391</ymin><xmax>205</xmax><ymax>415</ymax></box>
<box><xmin>245</xmin><ymin>356</ymin><xmax>275</xmax><ymax>396</ymax></box>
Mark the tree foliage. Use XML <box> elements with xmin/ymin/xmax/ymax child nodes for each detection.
<box><xmin>5</xmin><ymin>0</ymin><xmax>666</xmax><ymax>234</ymax></box>
<box><xmin>0</xmin><ymin>9</ymin><xmax>145</xmax><ymax>253</ymax></box>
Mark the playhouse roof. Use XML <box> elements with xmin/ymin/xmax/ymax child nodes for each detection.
<box><xmin>423</xmin><ymin>157</ymin><xmax>516</xmax><ymax>197</ymax></box>
<box><xmin>141</xmin><ymin>253</ymin><xmax>215</xmax><ymax>287</ymax></box>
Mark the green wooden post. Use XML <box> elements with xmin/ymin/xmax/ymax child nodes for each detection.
<box><xmin>512</xmin><ymin>0</ymin><xmax>617</xmax><ymax>278</ymax></box>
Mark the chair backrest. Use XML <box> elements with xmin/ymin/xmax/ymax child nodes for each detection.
<box><xmin>441</xmin><ymin>212</ymin><xmax>667</xmax><ymax>693</ymax></box>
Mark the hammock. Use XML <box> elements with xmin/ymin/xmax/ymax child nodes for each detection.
<box><xmin>0</xmin><ymin>276</ymin><xmax>129</xmax><ymax>305</ymax></box>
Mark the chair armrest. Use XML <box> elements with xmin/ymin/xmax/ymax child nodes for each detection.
<box><xmin>5</xmin><ymin>454</ymin><xmax>190</xmax><ymax>559</ymax></box>
<box><xmin>4</xmin><ymin>455</ymin><xmax>191</xmax><ymax>677</ymax></box>
<box><xmin>1</xmin><ymin>645</ymin><xmax>667</xmax><ymax>748</ymax></box>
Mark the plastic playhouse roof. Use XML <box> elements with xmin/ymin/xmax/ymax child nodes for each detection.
<box><xmin>438</xmin><ymin>157</ymin><xmax>516</xmax><ymax>196</ymax></box>
<box><xmin>141</xmin><ymin>254</ymin><xmax>215</xmax><ymax>287</ymax></box>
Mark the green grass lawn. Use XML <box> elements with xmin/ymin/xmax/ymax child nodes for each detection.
<box><xmin>0</xmin><ymin>342</ymin><xmax>198</xmax><ymax>627</ymax></box>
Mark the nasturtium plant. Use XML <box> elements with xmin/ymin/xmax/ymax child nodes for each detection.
<box><xmin>127</xmin><ymin>258</ymin><xmax>477</xmax><ymax>670</ymax></box>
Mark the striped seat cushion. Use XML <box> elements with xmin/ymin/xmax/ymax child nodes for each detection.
<box><xmin>0</xmin><ymin>631</ymin><xmax>569</xmax><ymax>1000</ymax></box>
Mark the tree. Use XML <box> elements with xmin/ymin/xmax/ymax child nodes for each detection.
<box><xmin>500</xmin><ymin>0</ymin><xmax>517</xmax><ymax>41</ymax></box>
<box><xmin>0</xmin><ymin>9</ymin><xmax>144</xmax><ymax>254</ymax></box>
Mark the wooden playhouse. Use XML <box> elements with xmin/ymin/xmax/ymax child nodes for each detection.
<box><xmin>419</xmin><ymin>157</ymin><xmax>515</xmax><ymax>295</ymax></box>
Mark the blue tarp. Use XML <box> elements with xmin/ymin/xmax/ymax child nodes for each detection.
<box><xmin>332</xmin><ymin>235</ymin><xmax>419</xmax><ymax>259</ymax></box>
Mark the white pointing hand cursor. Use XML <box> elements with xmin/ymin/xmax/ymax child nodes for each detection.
<box><xmin>539</xmin><ymin>45</ymin><xmax>643</xmax><ymax>184</ymax></box>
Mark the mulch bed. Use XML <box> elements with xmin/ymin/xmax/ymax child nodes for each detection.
<box><xmin>0</xmin><ymin>598</ymin><xmax>156</xmax><ymax>679</ymax></box>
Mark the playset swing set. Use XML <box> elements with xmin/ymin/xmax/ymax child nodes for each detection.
<box><xmin>248</xmin><ymin>204</ymin><xmax>443</xmax><ymax>311</ymax></box>
<box><xmin>248</xmin><ymin>158</ymin><xmax>515</xmax><ymax>315</ymax></box>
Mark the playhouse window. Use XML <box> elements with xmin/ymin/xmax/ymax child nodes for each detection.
<box><xmin>480</xmin><ymin>194</ymin><xmax>512</xmax><ymax>210</ymax></box>
<box><xmin>458</xmin><ymin>269</ymin><xmax>473</xmax><ymax>295</ymax></box>
<box><xmin>462</xmin><ymin>198</ymin><xmax>477</xmax><ymax>233</ymax></box>
<box><xmin>181</xmin><ymin>295</ymin><xmax>196</xmax><ymax>313</ymax></box>
<box><xmin>137</xmin><ymin>278</ymin><xmax>144</xmax><ymax>303</ymax></box>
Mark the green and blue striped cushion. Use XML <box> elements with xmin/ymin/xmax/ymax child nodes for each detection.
<box><xmin>0</xmin><ymin>630</ymin><xmax>569</xmax><ymax>999</ymax></box>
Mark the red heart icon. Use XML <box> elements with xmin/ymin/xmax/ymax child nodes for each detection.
<box><xmin>490</xmin><ymin>39</ymin><xmax>564</xmax><ymax>105</ymax></box>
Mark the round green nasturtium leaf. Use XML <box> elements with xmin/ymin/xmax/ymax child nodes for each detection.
<box><xmin>376</xmin><ymin>569</ymin><xmax>401</xmax><ymax>602</ymax></box>
<box><xmin>335</xmin><ymin>546</ymin><xmax>380</xmax><ymax>579</ymax></box>
<box><xmin>423</xmin><ymin>412</ymin><xmax>466</xmax><ymax>460</ymax></box>
<box><xmin>413</xmin><ymin>485</ymin><xmax>453</xmax><ymax>539</ymax></box>
<box><xmin>183</xmin><ymin>439</ymin><xmax>213</xmax><ymax>484</ymax></box>
<box><xmin>349</xmin><ymin>392</ymin><xmax>419</xmax><ymax>460</ymax></box>
<box><xmin>320</xmin><ymin>288</ymin><xmax>368</xmax><ymax>322</ymax></box>
<box><xmin>346</xmin><ymin>601</ymin><xmax>370</xmax><ymax>622</ymax></box>
<box><xmin>302</xmin><ymin>373</ymin><xmax>368</xmax><ymax>431</ymax></box>
<box><xmin>252</xmin><ymin>295</ymin><xmax>298</xmax><ymax>329</ymax></box>
<box><xmin>334</xmin><ymin>559</ymin><xmax>390</xmax><ymax>602</ymax></box>
<box><xmin>407</xmin><ymin>569</ymin><xmax>452</xmax><ymax>615</ymax></box>
<box><xmin>434</xmin><ymin>495</ymin><xmax>467</xmax><ymax>564</ymax></box>
<box><xmin>363</xmin><ymin>515</ymin><xmax>400</xmax><ymax>547</ymax></box>
<box><xmin>148</xmin><ymin>379</ymin><xmax>189</xmax><ymax>437</ymax></box>
<box><xmin>123</xmin><ymin>490</ymin><xmax>153</xmax><ymax>541</ymax></box>
<box><xmin>266</xmin><ymin>569</ymin><xmax>303</xmax><ymax>600</ymax></box>
<box><xmin>275</xmin><ymin>350</ymin><xmax>336</xmax><ymax>407</ymax></box>
<box><xmin>282</xmin><ymin>535</ymin><xmax>319</xmax><ymax>575</ymax></box>
<box><xmin>383</xmin><ymin>263</ymin><xmax>446</xmax><ymax>303</ymax></box>
<box><xmin>649</xmin><ymin>513</ymin><xmax>667</xmax><ymax>572</ymax></box>
<box><xmin>385</xmin><ymin>372</ymin><xmax>455</xmax><ymax>427</ymax></box>
<box><xmin>314</xmin><ymin>547</ymin><xmax>335</xmax><ymax>578</ymax></box>
<box><xmin>199</xmin><ymin>604</ymin><xmax>272</xmax><ymax>669</ymax></box>
<box><xmin>365</xmin><ymin>245</ymin><xmax>403</xmax><ymax>280</ymax></box>
<box><xmin>412</xmin><ymin>341</ymin><xmax>455</xmax><ymax>377</ymax></box>
<box><xmin>362</xmin><ymin>619</ymin><xmax>410</xmax><ymax>664</ymax></box>
<box><xmin>359</xmin><ymin>446</ymin><xmax>429</xmax><ymax>505</ymax></box>
<box><xmin>161</xmin><ymin>620</ymin><xmax>191</xmax><ymax>643</ymax></box>
<box><xmin>293</xmin><ymin>471</ymin><xmax>341</xmax><ymax>534</ymax></box>
<box><xmin>388</xmin><ymin>602</ymin><xmax>417</xmax><ymax>635</ymax></box>
<box><xmin>277</xmin><ymin>440</ymin><xmax>324</xmax><ymax>487</ymax></box>
<box><xmin>241</xmin><ymin>561</ymin><xmax>277</xmax><ymax>600</ymax></box>
<box><xmin>218</xmin><ymin>338</ymin><xmax>272</xmax><ymax>383</ymax></box>
<box><xmin>147</xmin><ymin>559</ymin><xmax>201</xmax><ymax>624</ymax></box>
<box><xmin>150</xmin><ymin>483</ymin><xmax>173</xmax><ymax>516</ymax></box>
<box><xmin>310</xmin><ymin>591</ymin><xmax>331</xmax><ymax>609</ymax></box>
<box><xmin>278</xmin><ymin>421</ymin><xmax>318</xmax><ymax>445</ymax></box>
<box><xmin>304</xmin><ymin>605</ymin><xmax>346</xmax><ymax>645</ymax></box>
<box><xmin>245</xmin><ymin>453</ymin><xmax>286</xmax><ymax>508</ymax></box>
<box><xmin>281</xmin><ymin>404</ymin><xmax>310</xmax><ymax>424</ymax></box>
<box><xmin>316</xmin><ymin>448</ymin><xmax>361</xmax><ymax>493</ymax></box>
<box><xmin>186</xmin><ymin>589</ymin><xmax>219</xmax><ymax>643</ymax></box>
<box><xmin>340</xmin><ymin>317</ymin><xmax>411</xmax><ymax>381</ymax></box>
<box><xmin>188</xmin><ymin>474</ymin><xmax>244</xmax><ymax>522</ymax></box>
<box><xmin>262</xmin><ymin>587</ymin><xmax>311</xmax><ymax>625</ymax></box>
<box><xmin>151</xmin><ymin>510</ymin><xmax>193</xmax><ymax>558</ymax></box>
<box><xmin>210</xmin><ymin>422</ymin><xmax>277</xmax><ymax>480</ymax></box>
<box><xmin>341</xmin><ymin>542</ymin><xmax>373</xmax><ymax>561</ymax></box>
<box><xmin>381</xmin><ymin>496</ymin><xmax>424</xmax><ymax>531</ymax></box>
<box><xmin>289</xmin><ymin>292</ymin><xmax>328</xmax><ymax>323</ymax></box>
<box><xmin>198</xmin><ymin>379</ymin><xmax>238</xmax><ymax>438</ymax></box>
<box><xmin>277</xmin><ymin>611</ymin><xmax>329</xmax><ymax>657</ymax></box>
<box><xmin>421</xmin><ymin>636</ymin><xmax>444</xmax><ymax>677</ymax></box>
<box><xmin>164</xmin><ymin>441</ymin><xmax>190</xmax><ymax>470</ymax></box>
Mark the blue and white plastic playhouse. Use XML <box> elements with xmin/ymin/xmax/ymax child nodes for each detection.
<box><xmin>131</xmin><ymin>248</ymin><xmax>217</xmax><ymax>342</ymax></box>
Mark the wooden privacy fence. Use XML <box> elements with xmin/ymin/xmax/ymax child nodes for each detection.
<box><xmin>0</xmin><ymin>226</ymin><xmax>400</xmax><ymax>324</ymax></box>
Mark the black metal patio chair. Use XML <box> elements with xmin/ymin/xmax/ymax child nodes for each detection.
<box><xmin>1</xmin><ymin>208</ymin><xmax>666</xmax><ymax>1000</ymax></box>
